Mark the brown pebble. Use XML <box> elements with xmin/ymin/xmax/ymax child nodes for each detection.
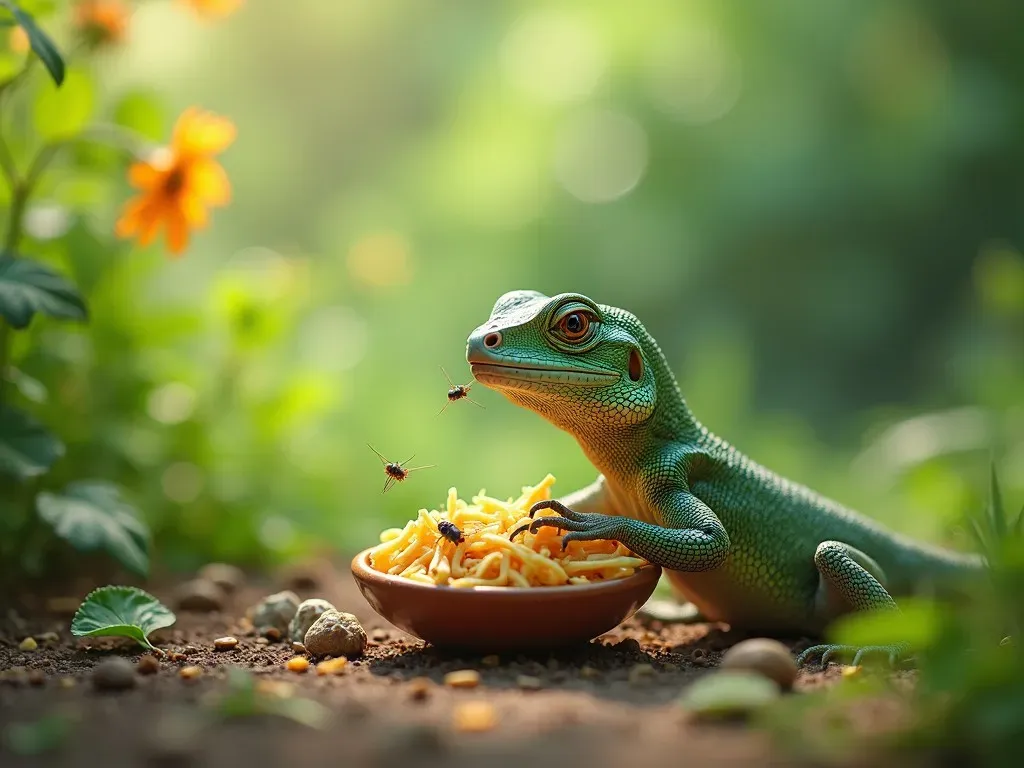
<box><xmin>516</xmin><ymin>675</ymin><xmax>542</xmax><ymax>691</ymax></box>
<box><xmin>263</xmin><ymin>627</ymin><xmax>282</xmax><ymax>642</ymax></box>
<box><xmin>720</xmin><ymin>638</ymin><xmax>798</xmax><ymax>690</ymax></box>
<box><xmin>371</xmin><ymin>628</ymin><xmax>389</xmax><ymax>642</ymax></box>
<box><xmin>137</xmin><ymin>655</ymin><xmax>161</xmax><ymax>675</ymax></box>
<box><xmin>27</xmin><ymin>669</ymin><xmax>45</xmax><ymax>686</ymax></box>
<box><xmin>214</xmin><ymin>636</ymin><xmax>239</xmax><ymax>652</ymax></box>
<box><xmin>292</xmin><ymin>642</ymin><xmax>306</xmax><ymax>654</ymax></box>
<box><xmin>174</xmin><ymin>579</ymin><xmax>225</xmax><ymax>613</ymax></box>
<box><xmin>444</xmin><ymin>669</ymin><xmax>480</xmax><ymax>688</ymax></box>
<box><xmin>255</xmin><ymin>637</ymin><xmax>270</xmax><ymax>646</ymax></box>
<box><xmin>285</xmin><ymin>657</ymin><xmax>309</xmax><ymax>673</ymax></box>
<box><xmin>179</xmin><ymin>666</ymin><xmax>202</xmax><ymax>680</ymax></box>
<box><xmin>408</xmin><ymin>677</ymin><xmax>431</xmax><ymax>700</ymax></box>
<box><xmin>167</xmin><ymin>652</ymin><xmax>187</xmax><ymax>662</ymax></box>
<box><xmin>481</xmin><ymin>655</ymin><xmax>501</xmax><ymax>667</ymax></box>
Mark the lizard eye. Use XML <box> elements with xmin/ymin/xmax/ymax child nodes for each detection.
<box><xmin>558</xmin><ymin>311</ymin><xmax>591</xmax><ymax>342</ymax></box>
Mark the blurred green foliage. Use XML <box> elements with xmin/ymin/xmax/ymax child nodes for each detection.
<box><xmin>0</xmin><ymin>0</ymin><xmax>1021</xmax><ymax>578</ymax></box>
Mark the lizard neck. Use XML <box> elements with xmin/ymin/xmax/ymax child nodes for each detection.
<box><xmin>562</xmin><ymin>315</ymin><xmax>706</xmax><ymax>482</ymax></box>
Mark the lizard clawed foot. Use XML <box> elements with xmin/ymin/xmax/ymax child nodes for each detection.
<box><xmin>509</xmin><ymin>501</ymin><xmax>622</xmax><ymax>548</ymax></box>
<box><xmin>796</xmin><ymin>642</ymin><xmax>910</xmax><ymax>668</ymax></box>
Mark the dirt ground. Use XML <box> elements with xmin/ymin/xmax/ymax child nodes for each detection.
<box><xmin>0</xmin><ymin>558</ymin><xmax>897</xmax><ymax>768</ymax></box>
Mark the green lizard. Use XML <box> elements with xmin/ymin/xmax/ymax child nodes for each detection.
<box><xmin>465</xmin><ymin>290</ymin><xmax>984</xmax><ymax>666</ymax></box>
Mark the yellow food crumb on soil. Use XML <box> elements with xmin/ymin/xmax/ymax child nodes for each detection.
<box><xmin>18</xmin><ymin>637</ymin><xmax>38</xmax><ymax>652</ymax></box>
<box><xmin>316</xmin><ymin>657</ymin><xmax>348</xmax><ymax>676</ymax></box>
<box><xmin>285</xmin><ymin>657</ymin><xmax>310</xmax><ymax>673</ymax></box>
<box><xmin>452</xmin><ymin>701</ymin><xmax>498</xmax><ymax>732</ymax></box>
<box><xmin>179</xmin><ymin>666</ymin><xmax>202</xmax><ymax>680</ymax></box>
<box><xmin>444</xmin><ymin>669</ymin><xmax>480</xmax><ymax>688</ymax></box>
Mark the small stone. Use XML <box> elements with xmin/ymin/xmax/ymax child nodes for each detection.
<box><xmin>255</xmin><ymin>637</ymin><xmax>270</xmax><ymax>646</ymax></box>
<box><xmin>516</xmin><ymin>675</ymin><xmax>542</xmax><ymax>690</ymax></box>
<box><xmin>292</xmin><ymin>642</ymin><xmax>306</xmax><ymax>654</ymax></box>
<box><xmin>371</xmin><ymin>628</ymin><xmax>389</xmax><ymax>642</ymax></box>
<box><xmin>452</xmin><ymin>701</ymin><xmax>497</xmax><ymax>732</ymax></box>
<box><xmin>137</xmin><ymin>655</ymin><xmax>161</xmax><ymax>675</ymax></box>
<box><xmin>720</xmin><ymin>638</ymin><xmax>798</xmax><ymax>690</ymax></box>
<box><xmin>288</xmin><ymin>598</ymin><xmax>336</xmax><ymax>643</ymax></box>
<box><xmin>263</xmin><ymin>627</ymin><xmax>282</xmax><ymax>642</ymax></box>
<box><xmin>628</xmin><ymin>664</ymin><xmax>656</xmax><ymax>685</ymax></box>
<box><xmin>481</xmin><ymin>654</ymin><xmax>501</xmax><ymax>667</ymax></box>
<box><xmin>250</xmin><ymin>590</ymin><xmax>300</xmax><ymax>637</ymax></box>
<box><xmin>444</xmin><ymin>669</ymin><xmax>480</xmax><ymax>689</ymax></box>
<box><xmin>679</xmin><ymin>671</ymin><xmax>781</xmax><ymax>721</ymax></box>
<box><xmin>197</xmin><ymin>562</ymin><xmax>245</xmax><ymax>593</ymax></box>
<box><xmin>174</xmin><ymin>579</ymin><xmax>225</xmax><ymax>613</ymax></box>
<box><xmin>408</xmin><ymin>677</ymin><xmax>431</xmax><ymax>700</ymax></box>
<box><xmin>579</xmin><ymin>666</ymin><xmax>601</xmax><ymax>679</ymax></box>
<box><xmin>167</xmin><ymin>651</ymin><xmax>187</xmax><ymax>662</ymax></box>
<box><xmin>93</xmin><ymin>657</ymin><xmax>137</xmax><ymax>691</ymax></box>
<box><xmin>303</xmin><ymin>610</ymin><xmax>366</xmax><ymax>659</ymax></box>
<box><xmin>179</xmin><ymin>666</ymin><xmax>202</xmax><ymax>680</ymax></box>
<box><xmin>214</xmin><ymin>636</ymin><xmax>239</xmax><ymax>652</ymax></box>
<box><xmin>316</xmin><ymin>657</ymin><xmax>348</xmax><ymax>676</ymax></box>
<box><xmin>285</xmin><ymin>657</ymin><xmax>310</xmax><ymax>673</ymax></box>
<box><xmin>58</xmin><ymin>677</ymin><xmax>76</xmax><ymax>689</ymax></box>
<box><xmin>37</xmin><ymin>632</ymin><xmax>60</xmax><ymax>645</ymax></box>
<box><xmin>27</xmin><ymin>669</ymin><xmax>45</xmax><ymax>686</ymax></box>
<box><xmin>18</xmin><ymin>637</ymin><xmax>38</xmax><ymax>651</ymax></box>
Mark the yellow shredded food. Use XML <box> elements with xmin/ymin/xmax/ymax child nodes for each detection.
<box><xmin>367</xmin><ymin>474</ymin><xmax>648</xmax><ymax>587</ymax></box>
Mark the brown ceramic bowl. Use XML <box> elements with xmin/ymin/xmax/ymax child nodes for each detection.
<box><xmin>351</xmin><ymin>549</ymin><xmax>662</xmax><ymax>651</ymax></box>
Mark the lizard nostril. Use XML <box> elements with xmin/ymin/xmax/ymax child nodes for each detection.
<box><xmin>483</xmin><ymin>332</ymin><xmax>502</xmax><ymax>349</ymax></box>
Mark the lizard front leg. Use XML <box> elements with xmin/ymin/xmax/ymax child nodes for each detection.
<box><xmin>512</xmin><ymin>489</ymin><xmax>731</xmax><ymax>573</ymax></box>
<box><xmin>796</xmin><ymin>541</ymin><xmax>910</xmax><ymax>668</ymax></box>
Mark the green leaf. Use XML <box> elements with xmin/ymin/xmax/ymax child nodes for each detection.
<box><xmin>0</xmin><ymin>1</ymin><xmax>64</xmax><ymax>86</ymax></box>
<box><xmin>988</xmin><ymin>463</ymin><xmax>1007</xmax><ymax>542</ymax></box>
<box><xmin>113</xmin><ymin>90</ymin><xmax>166</xmax><ymax>142</ymax></box>
<box><xmin>0</xmin><ymin>404</ymin><xmax>63</xmax><ymax>479</ymax></box>
<box><xmin>33</xmin><ymin>67</ymin><xmax>92</xmax><ymax>140</ymax></box>
<box><xmin>829</xmin><ymin>599</ymin><xmax>944</xmax><ymax>650</ymax></box>
<box><xmin>70</xmin><ymin>586</ymin><xmax>175</xmax><ymax>650</ymax></box>
<box><xmin>37</xmin><ymin>480</ymin><xmax>150</xmax><ymax>576</ymax></box>
<box><xmin>0</xmin><ymin>253</ymin><xmax>88</xmax><ymax>329</ymax></box>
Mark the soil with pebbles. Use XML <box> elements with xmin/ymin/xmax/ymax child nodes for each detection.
<box><xmin>0</xmin><ymin>560</ymin><xmax>901</xmax><ymax>768</ymax></box>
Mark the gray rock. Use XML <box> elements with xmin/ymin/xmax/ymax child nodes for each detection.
<box><xmin>303</xmin><ymin>610</ymin><xmax>366</xmax><ymax>658</ymax></box>
<box><xmin>288</xmin><ymin>598</ymin><xmax>336</xmax><ymax>643</ymax></box>
<box><xmin>92</xmin><ymin>657</ymin><xmax>137</xmax><ymax>691</ymax></box>
<box><xmin>174</xmin><ymin>579</ymin><xmax>225</xmax><ymax>613</ymax></box>
<box><xmin>250</xmin><ymin>590</ymin><xmax>300</xmax><ymax>635</ymax></box>
<box><xmin>197</xmin><ymin>563</ymin><xmax>245</xmax><ymax>593</ymax></box>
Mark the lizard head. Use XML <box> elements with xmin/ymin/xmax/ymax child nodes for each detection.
<box><xmin>465</xmin><ymin>290</ymin><xmax>657</xmax><ymax>430</ymax></box>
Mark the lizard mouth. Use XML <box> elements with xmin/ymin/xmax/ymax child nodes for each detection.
<box><xmin>469</xmin><ymin>361</ymin><xmax>620</xmax><ymax>388</ymax></box>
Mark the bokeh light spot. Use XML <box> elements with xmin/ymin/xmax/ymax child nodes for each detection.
<box><xmin>644</xmin><ymin>24</ymin><xmax>742</xmax><ymax>125</ymax></box>
<box><xmin>298</xmin><ymin>306</ymin><xmax>368</xmax><ymax>373</ymax></box>
<box><xmin>553</xmin><ymin>109</ymin><xmax>648</xmax><ymax>204</ymax></box>
<box><xmin>147</xmin><ymin>382</ymin><xmax>197</xmax><ymax>424</ymax></box>
<box><xmin>259</xmin><ymin>515</ymin><xmax>295</xmax><ymax>552</ymax></box>
<box><xmin>347</xmin><ymin>232</ymin><xmax>413</xmax><ymax>288</ymax></box>
<box><xmin>501</xmin><ymin>9</ymin><xmax>605</xmax><ymax>104</ymax></box>
<box><xmin>161</xmin><ymin>461</ymin><xmax>204</xmax><ymax>504</ymax></box>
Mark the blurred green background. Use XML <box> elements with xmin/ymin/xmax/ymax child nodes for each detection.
<box><xmin>7</xmin><ymin>0</ymin><xmax>1023</xmax><ymax>574</ymax></box>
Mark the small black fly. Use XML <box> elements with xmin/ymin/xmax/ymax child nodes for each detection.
<box><xmin>437</xmin><ymin>520</ymin><xmax>465</xmax><ymax>544</ymax></box>
<box><xmin>368</xmin><ymin>445</ymin><xmax>434</xmax><ymax>493</ymax></box>
<box><xmin>438</xmin><ymin>367</ymin><xmax>484</xmax><ymax>415</ymax></box>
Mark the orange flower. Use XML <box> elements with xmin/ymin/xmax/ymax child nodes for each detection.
<box><xmin>178</xmin><ymin>0</ymin><xmax>244</xmax><ymax>19</ymax></box>
<box><xmin>74</xmin><ymin>0</ymin><xmax>131</xmax><ymax>47</ymax></box>
<box><xmin>115</xmin><ymin>108</ymin><xmax>236</xmax><ymax>256</ymax></box>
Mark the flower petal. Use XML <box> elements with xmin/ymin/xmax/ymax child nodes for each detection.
<box><xmin>164</xmin><ymin>205</ymin><xmax>190</xmax><ymax>255</ymax></box>
<box><xmin>173</xmin><ymin>108</ymin><xmax>236</xmax><ymax>157</ymax></box>
<box><xmin>188</xmin><ymin>159</ymin><xmax>231</xmax><ymax>206</ymax></box>
<box><xmin>128</xmin><ymin>161</ymin><xmax>161</xmax><ymax>190</ymax></box>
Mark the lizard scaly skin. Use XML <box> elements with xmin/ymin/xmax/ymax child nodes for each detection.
<box><xmin>466</xmin><ymin>290</ymin><xmax>984</xmax><ymax>666</ymax></box>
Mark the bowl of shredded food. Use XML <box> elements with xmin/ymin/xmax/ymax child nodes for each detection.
<box><xmin>351</xmin><ymin>474</ymin><xmax>661</xmax><ymax>650</ymax></box>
